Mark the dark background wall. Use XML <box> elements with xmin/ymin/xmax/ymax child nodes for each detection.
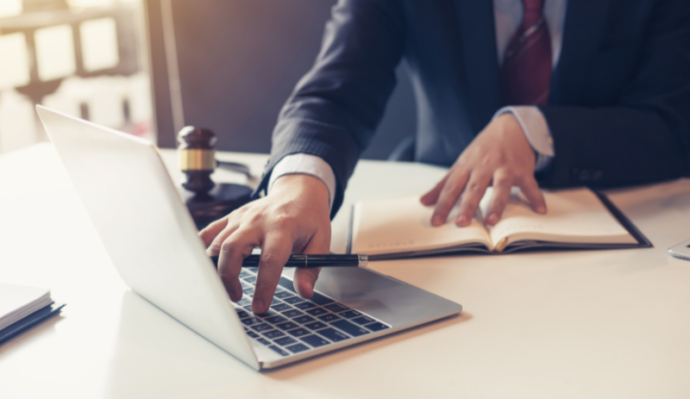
<box><xmin>146</xmin><ymin>0</ymin><xmax>416</xmax><ymax>160</ymax></box>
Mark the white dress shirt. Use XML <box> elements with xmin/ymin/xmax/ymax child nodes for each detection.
<box><xmin>269</xmin><ymin>0</ymin><xmax>568</xmax><ymax>210</ymax></box>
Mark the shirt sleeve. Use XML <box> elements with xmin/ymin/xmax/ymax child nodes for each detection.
<box><xmin>268</xmin><ymin>153</ymin><xmax>337</xmax><ymax>211</ymax></box>
<box><xmin>494</xmin><ymin>106</ymin><xmax>555</xmax><ymax>171</ymax></box>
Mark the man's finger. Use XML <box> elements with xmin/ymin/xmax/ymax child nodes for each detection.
<box><xmin>455</xmin><ymin>173</ymin><xmax>492</xmax><ymax>227</ymax></box>
<box><xmin>199</xmin><ymin>217</ymin><xmax>228</xmax><ymax>247</ymax></box>
<box><xmin>253</xmin><ymin>232</ymin><xmax>293</xmax><ymax>314</ymax></box>
<box><xmin>518</xmin><ymin>176</ymin><xmax>547</xmax><ymax>214</ymax></box>
<box><xmin>420</xmin><ymin>175</ymin><xmax>449</xmax><ymax>206</ymax></box>
<box><xmin>485</xmin><ymin>170</ymin><xmax>514</xmax><ymax>225</ymax></box>
<box><xmin>217</xmin><ymin>229</ymin><xmax>256</xmax><ymax>302</ymax></box>
<box><xmin>431</xmin><ymin>170</ymin><xmax>470</xmax><ymax>226</ymax></box>
<box><xmin>293</xmin><ymin>227</ymin><xmax>330</xmax><ymax>298</ymax></box>
<box><xmin>206</xmin><ymin>222</ymin><xmax>240</xmax><ymax>256</ymax></box>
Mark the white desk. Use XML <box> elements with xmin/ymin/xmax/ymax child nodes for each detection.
<box><xmin>2</xmin><ymin>143</ymin><xmax>690</xmax><ymax>398</ymax></box>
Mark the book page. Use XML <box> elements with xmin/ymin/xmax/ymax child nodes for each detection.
<box><xmin>351</xmin><ymin>196</ymin><xmax>493</xmax><ymax>255</ymax></box>
<box><xmin>479</xmin><ymin>188</ymin><xmax>637</xmax><ymax>248</ymax></box>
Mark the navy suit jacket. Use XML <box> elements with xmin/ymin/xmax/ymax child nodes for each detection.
<box><xmin>259</xmin><ymin>0</ymin><xmax>690</xmax><ymax>216</ymax></box>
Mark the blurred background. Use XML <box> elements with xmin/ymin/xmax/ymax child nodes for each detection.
<box><xmin>0</xmin><ymin>0</ymin><xmax>415</xmax><ymax>159</ymax></box>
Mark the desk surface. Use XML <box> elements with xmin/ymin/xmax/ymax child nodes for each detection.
<box><xmin>2</xmin><ymin>143</ymin><xmax>690</xmax><ymax>398</ymax></box>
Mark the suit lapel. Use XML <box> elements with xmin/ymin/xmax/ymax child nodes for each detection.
<box><xmin>551</xmin><ymin>0</ymin><xmax>611</xmax><ymax>104</ymax></box>
<box><xmin>454</xmin><ymin>0</ymin><xmax>502</xmax><ymax>133</ymax></box>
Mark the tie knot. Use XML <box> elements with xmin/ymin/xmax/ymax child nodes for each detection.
<box><xmin>522</xmin><ymin>0</ymin><xmax>544</xmax><ymax>12</ymax></box>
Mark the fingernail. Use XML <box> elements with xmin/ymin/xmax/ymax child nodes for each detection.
<box><xmin>536</xmin><ymin>205</ymin><xmax>547</xmax><ymax>214</ymax></box>
<box><xmin>432</xmin><ymin>215</ymin><xmax>443</xmax><ymax>226</ymax></box>
<box><xmin>487</xmin><ymin>214</ymin><xmax>497</xmax><ymax>225</ymax></box>
<box><xmin>457</xmin><ymin>215</ymin><xmax>468</xmax><ymax>226</ymax></box>
<box><xmin>253</xmin><ymin>299</ymin><xmax>264</xmax><ymax>314</ymax></box>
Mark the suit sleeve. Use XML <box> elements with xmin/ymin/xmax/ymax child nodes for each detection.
<box><xmin>255</xmin><ymin>0</ymin><xmax>406</xmax><ymax>217</ymax></box>
<box><xmin>539</xmin><ymin>0</ymin><xmax>690</xmax><ymax>188</ymax></box>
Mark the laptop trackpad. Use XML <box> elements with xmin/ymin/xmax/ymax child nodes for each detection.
<box><xmin>313</xmin><ymin>267</ymin><xmax>461</xmax><ymax>328</ymax></box>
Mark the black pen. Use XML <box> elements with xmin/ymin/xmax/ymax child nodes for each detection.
<box><xmin>210</xmin><ymin>254</ymin><xmax>368</xmax><ymax>268</ymax></box>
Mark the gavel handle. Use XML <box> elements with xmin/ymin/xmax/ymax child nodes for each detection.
<box><xmin>216</xmin><ymin>160</ymin><xmax>252</xmax><ymax>178</ymax></box>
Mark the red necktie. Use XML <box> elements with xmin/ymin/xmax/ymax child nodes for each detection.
<box><xmin>500</xmin><ymin>0</ymin><xmax>552</xmax><ymax>106</ymax></box>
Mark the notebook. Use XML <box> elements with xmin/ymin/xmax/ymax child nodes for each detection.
<box><xmin>348</xmin><ymin>187</ymin><xmax>651</xmax><ymax>260</ymax></box>
<box><xmin>0</xmin><ymin>284</ymin><xmax>65</xmax><ymax>344</ymax></box>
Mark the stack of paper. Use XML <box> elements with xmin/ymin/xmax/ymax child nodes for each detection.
<box><xmin>0</xmin><ymin>284</ymin><xmax>65</xmax><ymax>344</ymax></box>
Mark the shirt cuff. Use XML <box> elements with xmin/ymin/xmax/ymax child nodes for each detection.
<box><xmin>268</xmin><ymin>153</ymin><xmax>336</xmax><ymax>211</ymax></box>
<box><xmin>494</xmin><ymin>106</ymin><xmax>555</xmax><ymax>171</ymax></box>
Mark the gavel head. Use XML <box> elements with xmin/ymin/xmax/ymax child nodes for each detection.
<box><xmin>178</xmin><ymin>126</ymin><xmax>217</xmax><ymax>194</ymax></box>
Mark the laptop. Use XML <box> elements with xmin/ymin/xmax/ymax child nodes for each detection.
<box><xmin>36</xmin><ymin>105</ymin><xmax>462</xmax><ymax>370</ymax></box>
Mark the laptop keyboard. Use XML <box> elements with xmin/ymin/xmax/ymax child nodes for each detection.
<box><xmin>234</xmin><ymin>267</ymin><xmax>390</xmax><ymax>357</ymax></box>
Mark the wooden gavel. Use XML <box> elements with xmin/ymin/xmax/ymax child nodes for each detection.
<box><xmin>178</xmin><ymin>126</ymin><xmax>252</xmax><ymax>194</ymax></box>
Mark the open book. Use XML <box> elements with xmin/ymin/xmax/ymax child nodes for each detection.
<box><xmin>347</xmin><ymin>188</ymin><xmax>651</xmax><ymax>260</ymax></box>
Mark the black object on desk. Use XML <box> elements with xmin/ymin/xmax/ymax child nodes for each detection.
<box><xmin>210</xmin><ymin>254</ymin><xmax>368</xmax><ymax>268</ymax></box>
<box><xmin>177</xmin><ymin>127</ymin><xmax>253</xmax><ymax>230</ymax></box>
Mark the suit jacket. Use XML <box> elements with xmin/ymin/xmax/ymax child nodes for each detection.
<box><xmin>258</xmin><ymin>0</ymin><xmax>690</xmax><ymax>216</ymax></box>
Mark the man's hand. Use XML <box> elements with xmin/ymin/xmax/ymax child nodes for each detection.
<box><xmin>199</xmin><ymin>174</ymin><xmax>331</xmax><ymax>314</ymax></box>
<box><xmin>420</xmin><ymin>113</ymin><xmax>547</xmax><ymax>227</ymax></box>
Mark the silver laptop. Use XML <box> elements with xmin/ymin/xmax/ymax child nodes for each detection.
<box><xmin>37</xmin><ymin>105</ymin><xmax>462</xmax><ymax>370</ymax></box>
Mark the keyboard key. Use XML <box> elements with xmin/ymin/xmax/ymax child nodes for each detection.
<box><xmin>235</xmin><ymin>310</ymin><xmax>250</xmax><ymax>319</ymax></box>
<box><xmin>243</xmin><ymin>305</ymin><xmax>253</xmax><ymax>312</ymax></box>
<box><xmin>263</xmin><ymin>330</ymin><xmax>285</xmax><ymax>339</ymax></box>
<box><xmin>268</xmin><ymin>345</ymin><xmax>289</xmax><ymax>356</ymax></box>
<box><xmin>283</xmin><ymin>296</ymin><xmax>305</xmax><ymax>305</ymax></box>
<box><xmin>285</xmin><ymin>343</ymin><xmax>310</xmax><ymax>354</ymax></box>
<box><xmin>271</xmin><ymin>303</ymin><xmax>291</xmax><ymax>312</ymax></box>
<box><xmin>275</xmin><ymin>291</ymin><xmax>293</xmax><ymax>299</ymax></box>
<box><xmin>255</xmin><ymin>310</ymin><xmax>277</xmax><ymax>318</ymax></box>
<box><xmin>278</xmin><ymin>277</ymin><xmax>297</xmax><ymax>293</ymax></box>
<box><xmin>240</xmin><ymin>282</ymin><xmax>252</xmax><ymax>290</ymax></box>
<box><xmin>241</xmin><ymin>317</ymin><xmax>261</xmax><ymax>326</ymax></box>
<box><xmin>293</xmin><ymin>315</ymin><xmax>315</xmax><ymax>324</ymax></box>
<box><xmin>243</xmin><ymin>276</ymin><xmax>257</xmax><ymax>283</ymax></box>
<box><xmin>274</xmin><ymin>336</ymin><xmax>297</xmax><ymax>346</ymax></box>
<box><xmin>309</xmin><ymin>292</ymin><xmax>335</xmax><ymax>306</ymax></box>
<box><xmin>331</xmin><ymin>320</ymin><xmax>369</xmax><ymax>337</ymax></box>
<box><xmin>264</xmin><ymin>315</ymin><xmax>287</xmax><ymax>324</ymax></box>
<box><xmin>256</xmin><ymin>337</ymin><xmax>271</xmax><ymax>346</ymax></box>
<box><xmin>282</xmin><ymin>309</ymin><xmax>305</xmax><ymax>319</ymax></box>
<box><xmin>351</xmin><ymin>316</ymin><xmax>376</xmax><ymax>325</ymax></box>
<box><xmin>294</xmin><ymin>302</ymin><xmax>317</xmax><ymax>310</ymax></box>
<box><xmin>276</xmin><ymin>321</ymin><xmax>299</xmax><ymax>331</ymax></box>
<box><xmin>317</xmin><ymin>313</ymin><xmax>341</xmax><ymax>323</ymax></box>
<box><xmin>244</xmin><ymin>288</ymin><xmax>255</xmax><ymax>296</ymax></box>
<box><xmin>339</xmin><ymin>310</ymin><xmax>362</xmax><ymax>319</ymax></box>
<box><xmin>287</xmin><ymin>328</ymin><xmax>310</xmax><ymax>337</ymax></box>
<box><xmin>251</xmin><ymin>323</ymin><xmax>273</xmax><ymax>332</ymax></box>
<box><xmin>364</xmin><ymin>322</ymin><xmax>390</xmax><ymax>331</ymax></box>
<box><xmin>246</xmin><ymin>331</ymin><xmax>259</xmax><ymax>338</ymax></box>
<box><xmin>304</xmin><ymin>321</ymin><xmax>328</xmax><ymax>331</ymax></box>
<box><xmin>238</xmin><ymin>270</ymin><xmax>253</xmax><ymax>279</ymax></box>
<box><xmin>324</xmin><ymin>303</ymin><xmax>349</xmax><ymax>313</ymax></box>
<box><xmin>305</xmin><ymin>307</ymin><xmax>328</xmax><ymax>317</ymax></box>
<box><xmin>317</xmin><ymin>328</ymin><xmax>350</xmax><ymax>342</ymax></box>
<box><xmin>301</xmin><ymin>334</ymin><xmax>330</xmax><ymax>348</ymax></box>
<box><xmin>270</xmin><ymin>298</ymin><xmax>282</xmax><ymax>305</ymax></box>
<box><xmin>237</xmin><ymin>298</ymin><xmax>251</xmax><ymax>306</ymax></box>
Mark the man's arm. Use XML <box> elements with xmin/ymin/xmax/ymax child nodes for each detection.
<box><xmin>200</xmin><ymin>0</ymin><xmax>406</xmax><ymax>312</ymax></box>
<box><xmin>540</xmin><ymin>0</ymin><xmax>690</xmax><ymax>188</ymax></box>
<box><xmin>256</xmin><ymin>0</ymin><xmax>406</xmax><ymax>217</ymax></box>
<box><xmin>424</xmin><ymin>0</ymin><xmax>690</xmax><ymax>226</ymax></box>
